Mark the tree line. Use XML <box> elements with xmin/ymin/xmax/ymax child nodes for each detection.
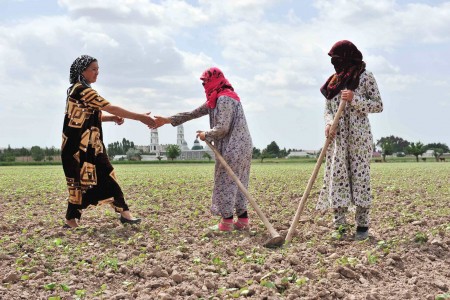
<box><xmin>252</xmin><ymin>141</ymin><xmax>297</xmax><ymax>162</ymax></box>
<box><xmin>2</xmin><ymin>136</ymin><xmax>447</xmax><ymax>163</ymax></box>
<box><xmin>0</xmin><ymin>145</ymin><xmax>60</xmax><ymax>162</ymax></box>
<box><xmin>376</xmin><ymin>136</ymin><xmax>448</xmax><ymax>162</ymax></box>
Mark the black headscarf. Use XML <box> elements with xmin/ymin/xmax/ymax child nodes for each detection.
<box><xmin>69</xmin><ymin>55</ymin><xmax>97</xmax><ymax>86</ymax></box>
<box><xmin>320</xmin><ymin>40</ymin><xmax>366</xmax><ymax>100</ymax></box>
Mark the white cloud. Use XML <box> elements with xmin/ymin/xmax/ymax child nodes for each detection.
<box><xmin>0</xmin><ymin>0</ymin><xmax>449</xmax><ymax>149</ymax></box>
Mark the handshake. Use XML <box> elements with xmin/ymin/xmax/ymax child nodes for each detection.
<box><xmin>112</xmin><ymin>112</ymin><xmax>206</xmax><ymax>141</ymax></box>
<box><xmin>147</xmin><ymin>115</ymin><xmax>172</xmax><ymax>129</ymax></box>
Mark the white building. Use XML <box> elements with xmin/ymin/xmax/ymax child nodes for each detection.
<box><xmin>135</xmin><ymin>126</ymin><xmax>214</xmax><ymax>160</ymax></box>
<box><xmin>286</xmin><ymin>150</ymin><xmax>318</xmax><ymax>158</ymax></box>
<box><xmin>422</xmin><ymin>149</ymin><xmax>435</xmax><ymax>157</ymax></box>
<box><xmin>150</xmin><ymin>128</ymin><xmax>161</xmax><ymax>154</ymax></box>
<box><xmin>177</xmin><ymin>125</ymin><xmax>190</xmax><ymax>151</ymax></box>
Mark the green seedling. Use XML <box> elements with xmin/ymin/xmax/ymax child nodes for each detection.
<box><xmin>414</xmin><ymin>232</ymin><xmax>428</xmax><ymax>244</ymax></box>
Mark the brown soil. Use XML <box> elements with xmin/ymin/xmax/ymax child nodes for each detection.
<box><xmin>0</xmin><ymin>164</ymin><xmax>449</xmax><ymax>300</ymax></box>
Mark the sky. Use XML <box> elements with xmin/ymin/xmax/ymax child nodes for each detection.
<box><xmin>1</xmin><ymin>0</ymin><xmax>449</xmax><ymax>151</ymax></box>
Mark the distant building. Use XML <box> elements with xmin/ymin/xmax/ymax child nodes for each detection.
<box><xmin>135</xmin><ymin>126</ymin><xmax>214</xmax><ymax>160</ymax></box>
<box><xmin>422</xmin><ymin>149</ymin><xmax>435</xmax><ymax>157</ymax></box>
<box><xmin>178</xmin><ymin>135</ymin><xmax>213</xmax><ymax>160</ymax></box>
<box><xmin>135</xmin><ymin>145</ymin><xmax>150</xmax><ymax>153</ymax></box>
<box><xmin>372</xmin><ymin>151</ymin><xmax>382</xmax><ymax>158</ymax></box>
<box><xmin>150</xmin><ymin>129</ymin><xmax>161</xmax><ymax>153</ymax></box>
<box><xmin>177</xmin><ymin>125</ymin><xmax>190</xmax><ymax>151</ymax></box>
<box><xmin>192</xmin><ymin>138</ymin><xmax>203</xmax><ymax>150</ymax></box>
<box><xmin>286</xmin><ymin>150</ymin><xmax>318</xmax><ymax>158</ymax></box>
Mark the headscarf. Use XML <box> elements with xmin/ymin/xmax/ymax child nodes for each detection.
<box><xmin>69</xmin><ymin>55</ymin><xmax>97</xmax><ymax>86</ymax></box>
<box><xmin>320</xmin><ymin>40</ymin><xmax>366</xmax><ymax>100</ymax></box>
<box><xmin>200</xmin><ymin>67</ymin><xmax>240</xmax><ymax>109</ymax></box>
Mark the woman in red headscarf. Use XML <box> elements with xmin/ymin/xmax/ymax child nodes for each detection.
<box><xmin>153</xmin><ymin>67</ymin><xmax>253</xmax><ymax>231</ymax></box>
<box><xmin>316</xmin><ymin>41</ymin><xmax>383</xmax><ymax>240</ymax></box>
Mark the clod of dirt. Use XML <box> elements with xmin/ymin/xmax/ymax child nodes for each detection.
<box><xmin>2</xmin><ymin>271</ymin><xmax>20</xmax><ymax>283</ymax></box>
<box><xmin>337</xmin><ymin>266</ymin><xmax>359</xmax><ymax>279</ymax></box>
<box><xmin>171</xmin><ymin>272</ymin><xmax>183</xmax><ymax>283</ymax></box>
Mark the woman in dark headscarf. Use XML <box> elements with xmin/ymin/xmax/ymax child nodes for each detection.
<box><xmin>152</xmin><ymin>67</ymin><xmax>253</xmax><ymax>231</ymax></box>
<box><xmin>61</xmin><ymin>55</ymin><xmax>155</xmax><ymax>228</ymax></box>
<box><xmin>316</xmin><ymin>41</ymin><xmax>384</xmax><ymax>240</ymax></box>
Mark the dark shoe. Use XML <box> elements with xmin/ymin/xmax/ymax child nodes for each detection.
<box><xmin>355</xmin><ymin>227</ymin><xmax>369</xmax><ymax>240</ymax></box>
<box><xmin>120</xmin><ymin>216</ymin><xmax>142</xmax><ymax>225</ymax></box>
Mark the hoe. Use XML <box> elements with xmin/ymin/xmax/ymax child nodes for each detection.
<box><xmin>285</xmin><ymin>99</ymin><xmax>347</xmax><ymax>244</ymax></box>
<box><xmin>205</xmin><ymin>141</ymin><xmax>284</xmax><ymax>248</ymax></box>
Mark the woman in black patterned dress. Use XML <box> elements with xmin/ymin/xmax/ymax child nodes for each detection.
<box><xmin>61</xmin><ymin>55</ymin><xmax>154</xmax><ymax>228</ymax></box>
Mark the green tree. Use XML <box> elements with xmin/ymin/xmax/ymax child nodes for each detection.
<box><xmin>107</xmin><ymin>141</ymin><xmax>122</xmax><ymax>157</ymax></box>
<box><xmin>432</xmin><ymin>148</ymin><xmax>444</xmax><ymax>162</ymax></box>
<box><xmin>279</xmin><ymin>147</ymin><xmax>289</xmax><ymax>158</ymax></box>
<box><xmin>379</xmin><ymin>141</ymin><xmax>394</xmax><ymax>162</ymax></box>
<box><xmin>166</xmin><ymin>145</ymin><xmax>181</xmax><ymax>161</ymax></box>
<box><xmin>202</xmin><ymin>152</ymin><xmax>212</xmax><ymax>161</ymax></box>
<box><xmin>252</xmin><ymin>147</ymin><xmax>261</xmax><ymax>159</ymax></box>
<box><xmin>44</xmin><ymin>146</ymin><xmax>57</xmax><ymax>161</ymax></box>
<box><xmin>266</xmin><ymin>141</ymin><xmax>280</xmax><ymax>157</ymax></box>
<box><xmin>126</xmin><ymin>148</ymin><xmax>141</xmax><ymax>161</ymax></box>
<box><xmin>260</xmin><ymin>149</ymin><xmax>271</xmax><ymax>163</ymax></box>
<box><xmin>30</xmin><ymin>146</ymin><xmax>44</xmax><ymax>161</ymax></box>
<box><xmin>0</xmin><ymin>151</ymin><xmax>15</xmax><ymax>162</ymax></box>
<box><xmin>18</xmin><ymin>147</ymin><xmax>30</xmax><ymax>156</ymax></box>
<box><xmin>377</xmin><ymin>136</ymin><xmax>410</xmax><ymax>153</ymax></box>
<box><xmin>405</xmin><ymin>142</ymin><xmax>425</xmax><ymax>162</ymax></box>
<box><xmin>107</xmin><ymin>138</ymin><xmax>136</xmax><ymax>158</ymax></box>
<box><xmin>122</xmin><ymin>138</ymin><xmax>133</xmax><ymax>154</ymax></box>
<box><xmin>425</xmin><ymin>142</ymin><xmax>449</xmax><ymax>153</ymax></box>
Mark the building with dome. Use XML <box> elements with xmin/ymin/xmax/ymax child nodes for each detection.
<box><xmin>136</xmin><ymin>125</ymin><xmax>214</xmax><ymax>161</ymax></box>
<box><xmin>191</xmin><ymin>138</ymin><xmax>203</xmax><ymax>150</ymax></box>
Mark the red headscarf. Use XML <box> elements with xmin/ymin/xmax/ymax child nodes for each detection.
<box><xmin>320</xmin><ymin>40</ymin><xmax>366</xmax><ymax>100</ymax></box>
<box><xmin>200</xmin><ymin>67</ymin><xmax>240</xmax><ymax>109</ymax></box>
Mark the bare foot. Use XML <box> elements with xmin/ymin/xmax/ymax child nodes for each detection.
<box><xmin>65</xmin><ymin>219</ymin><xmax>78</xmax><ymax>228</ymax></box>
<box><xmin>120</xmin><ymin>211</ymin><xmax>134</xmax><ymax>220</ymax></box>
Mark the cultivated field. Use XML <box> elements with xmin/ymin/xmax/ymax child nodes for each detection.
<box><xmin>0</xmin><ymin>162</ymin><xmax>449</xmax><ymax>300</ymax></box>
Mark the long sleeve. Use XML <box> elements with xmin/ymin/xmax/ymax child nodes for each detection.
<box><xmin>170</xmin><ymin>103</ymin><xmax>209</xmax><ymax>126</ymax></box>
<box><xmin>350</xmin><ymin>71</ymin><xmax>383</xmax><ymax>114</ymax></box>
<box><xmin>206</xmin><ymin>97</ymin><xmax>234</xmax><ymax>140</ymax></box>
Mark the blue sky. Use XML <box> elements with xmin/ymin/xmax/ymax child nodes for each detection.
<box><xmin>1</xmin><ymin>0</ymin><xmax>449</xmax><ymax>151</ymax></box>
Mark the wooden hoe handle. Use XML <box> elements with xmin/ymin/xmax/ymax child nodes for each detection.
<box><xmin>205</xmin><ymin>141</ymin><xmax>281</xmax><ymax>240</ymax></box>
<box><xmin>285</xmin><ymin>100</ymin><xmax>347</xmax><ymax>244</ymax></box>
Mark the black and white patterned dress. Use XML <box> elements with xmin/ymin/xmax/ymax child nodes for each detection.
<box><xmin>317</xmin><ymin>71</ymin><xmax>383</xmax><ymax>211</ymax></box>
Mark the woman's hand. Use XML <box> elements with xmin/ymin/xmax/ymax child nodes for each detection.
<box><xmin>139</xmin><ymin>112</ymin><xmax>155</xmax><ymax>127</ymax></box>
<box><xmin>151</xmin><ymin>116</ymin><xmax>172</xmax><ymax>129</ymax></box>
<box><xmin>341</xmin><ymin>89</ymin><xmax>354</xmax><ymax>102</ymax></box>
<box><xmin>196</xmin><ymin>130</ymin><xmax>206</xmax><ymax>141</ymax></box>
<box><xmin>325</xmin><ymin>124</ymin><xmax>336</xmax><ymax>139</ymax></box>
<box><xmin>114</xmin><ymin>116</ymin><xmax>125</xmax><ymax>125</ymax></box>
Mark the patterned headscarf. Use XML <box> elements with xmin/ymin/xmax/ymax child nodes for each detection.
<box><xmin>69</xmin><ymin>55</ymin><xmax>97</xmax><ymax>85</ymax></box>
<box><xmin>200</xmin><ymin>67</ymin><xmax>240</xmax><ymax>109</ymax></box>
<box><xmin>320</xmin><ymin>40</ymin><xmax>366</xmax><ymax>100</ymax></box>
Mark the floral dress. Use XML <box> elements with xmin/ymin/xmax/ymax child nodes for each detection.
<box><xmin>317</xmin><ymin>71</ymin><xmax>383</xmax><ymax>210</ymax></box>
<box><xmin>170</xmin><ymin>96</ymin><xmax>253</xmax><ymax>218</ymax></box>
